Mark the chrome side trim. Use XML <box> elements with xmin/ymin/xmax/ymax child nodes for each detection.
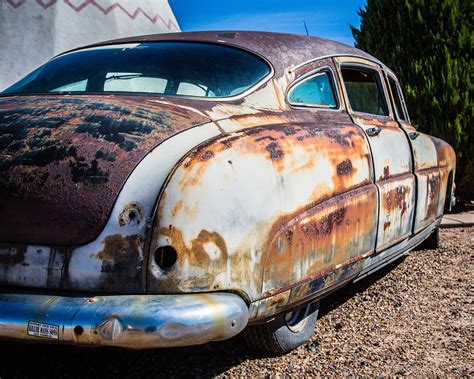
<box><xmin>0</xmin><ymin>292</ymin><xmax>248</xmax><ymax>349</ymax></box>
<box><xmin>289</xmin><ymin>53</ymin><xmax>383</xmax><ymax>74</ymax></box>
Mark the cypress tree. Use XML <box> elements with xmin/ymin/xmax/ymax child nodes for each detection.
<box><xmin>351</xmin><ymin>0</ymin><xmax>473</xmax><ymax>201</ymax></box>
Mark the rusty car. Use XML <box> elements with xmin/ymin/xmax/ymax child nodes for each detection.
<box><xmin>0</xmin><ymin>31</ymin><xmax>456</xmax><ymax>354</ymax></box>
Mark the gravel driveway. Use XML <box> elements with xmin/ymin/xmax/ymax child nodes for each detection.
<box><xmin>1</xmin><ymin>227</ymin><xmax>472</xmax><ymax>377</ymax></box>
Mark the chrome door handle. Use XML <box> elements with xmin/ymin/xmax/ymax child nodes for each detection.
<box><xmin>366</xmin><ymin>126</ymin><xmax>382</xmax><ymax>137</ymax></box>
<box><xmin>409</xmin><ymin>131</ymin><xmax>420</xmax><ymax>140</ymax></box>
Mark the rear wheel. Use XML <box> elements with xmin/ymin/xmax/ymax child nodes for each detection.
<box><xmin>243</xmin><ymin>301</ymin><xmax>319</xmax><ymax>355</ymax></box>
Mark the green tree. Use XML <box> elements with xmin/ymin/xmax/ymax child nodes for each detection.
<box><xmin>351</xmin><ymin>0</ymin><xmax>473</xmax><ymax>201</ymax></box>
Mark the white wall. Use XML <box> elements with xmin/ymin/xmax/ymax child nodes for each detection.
<box><xmin>0</xmin><ymin>0</ymin><xmax>180</xmax><ymax>90</ymax></box>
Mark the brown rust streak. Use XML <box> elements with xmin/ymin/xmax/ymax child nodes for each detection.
<box><xmin>425</xmin><ymin>174</ymin><xmax>441</xmax><ymax>220</ymax></box>
<box><xmin>262</xmin><ymin>186</ymin><xmax>377</xmax><ymax>295</ymax></box>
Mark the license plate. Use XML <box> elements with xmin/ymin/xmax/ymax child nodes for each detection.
<box><xmin>27</xmin><ymin>321</ymin><xmax>59</xmax><ymax>340</ymax></box>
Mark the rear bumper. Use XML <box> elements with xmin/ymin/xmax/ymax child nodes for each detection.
<box><xmin>0</xmin><ymin>292</ymin><xmax>248</xmax><ymax>349</ymax></box>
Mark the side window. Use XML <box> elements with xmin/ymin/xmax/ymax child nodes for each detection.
<box><xmin>341</xmin><ymin>67</ymin><xmax>389</xmax><ymax>116</ymax></box>
<box><xmin>388</xmin><ymin>76</ymin><xmax>407</xmax><ymax>121</ymax></box>
<box><xmin>288</xmin><ymin>70</ymin><xmax>338</xmax><ymax>108</ymax></box>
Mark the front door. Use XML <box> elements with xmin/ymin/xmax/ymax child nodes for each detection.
<box><xmin>335</xmin><ymin>57</ymin><xmax>415</xmax><ymax>251</ymax></box>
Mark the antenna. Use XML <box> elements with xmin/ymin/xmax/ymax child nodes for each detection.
<box><xmin>303</xmin><ymin>21</ymin><xmax>309</xmax><ymax>36</ymax></box>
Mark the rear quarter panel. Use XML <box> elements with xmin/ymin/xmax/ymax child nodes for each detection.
<box><xmin>147</xmin><ymin>111</ymin><xmax>377</xmax><ymax>315</ymax></box>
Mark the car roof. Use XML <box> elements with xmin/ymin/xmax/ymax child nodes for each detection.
<box><xmin>73</xmin><ymin>31</ymin><xmax>382</xmax><ymax>75</ymax></box>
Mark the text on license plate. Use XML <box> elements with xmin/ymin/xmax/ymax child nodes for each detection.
<box><xmin>27</xmin><ymin>321</ymin><xmax>59</xmax><ymax>340</ymax></box>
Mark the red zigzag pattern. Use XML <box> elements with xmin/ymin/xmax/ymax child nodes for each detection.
<box><xmin>6</xmin><ymin>0</ymin><xmax>178</xmax><ymax>30</ymax></box>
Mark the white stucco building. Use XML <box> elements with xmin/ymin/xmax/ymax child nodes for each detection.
<box><xmin>0</xmin><ymin>0</ymin><xmax>180</xmax><ymax>90</ymax></box>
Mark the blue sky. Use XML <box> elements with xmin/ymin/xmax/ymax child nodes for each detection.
<box><xmin>168</xmin><ymin>0</ymin><xmax>367</xmax><ymax>46</ymax></box>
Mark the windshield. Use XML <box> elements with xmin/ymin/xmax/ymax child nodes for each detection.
<box><xmin>3</xmin><ymin>42</ymin><xmax>272</xmax><ymax>98</ymax></box>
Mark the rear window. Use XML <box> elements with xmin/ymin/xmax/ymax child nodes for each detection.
<box><xmin>2</xmin><ymin>42</ymin><xmax>272</xmax><ymax>98</ymax></box>
<box><xmin>341</xmin><ymin>67</ymin><xmax>389</xmax><ymax>116</ymax></box>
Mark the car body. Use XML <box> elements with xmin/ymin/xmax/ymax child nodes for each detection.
<box><xmin>0</xmin><ymin>31</ymin><xmax>455</xmax><ymax>352</ymax></box>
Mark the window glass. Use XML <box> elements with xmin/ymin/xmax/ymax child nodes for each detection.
<box><xmin>341</xmin><ymin>67</ymin><xmax>389</xmax><ymax>116</ymax></box>
<box><xmin>3</xmin><ymin>42</ymin><xmax>271</xmax><ymax>98</ymax></box>
<box><xmin>388</xmin><ymin>76</ymin><xmax>407</xmax><ymax>121</ymax></box>
<box><xmin>52</xmin><ymin>79</ymin><xmax>88</xmax><ymax>92</ymax></box>
<box><xmin>177</xmin><ymin>82</ymin><xmax>209</xmax><ymax>97</ymax></box>
<box><xmin>288</xmin><ymin>71</ymin><xmax>337</xmax><ymax>108</ymax></box>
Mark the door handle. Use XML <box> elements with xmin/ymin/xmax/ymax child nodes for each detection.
<box><xmin>409</xmin><ymin>131</ymin><xmax>420</xmax><ymax>140</ymax></box>
<box><xmin>366</xmin><ymin>126</ymin><xmax>382</xmax><ymax>137</ymax></box>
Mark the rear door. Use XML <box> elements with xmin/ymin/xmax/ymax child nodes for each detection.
<box><xmin>335</xmin><ymin>57</ymin><xmax>415</xmax><ymax>251</ymax></box>
<box><xmin>384</xmin><ymin>70</ymin><xmax>443</xmax><ymax>232</ymax></box>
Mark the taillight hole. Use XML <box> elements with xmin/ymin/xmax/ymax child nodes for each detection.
<box><xmin>154</xmin><ymin>245</ymin><xmax>177</xmax><ymax>271</ymax></box>
<box><xmin>74</xmin><ymin>325</ymin><xmax>84</xmax><ymax>335</ymax></box>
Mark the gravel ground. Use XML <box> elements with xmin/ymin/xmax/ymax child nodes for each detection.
<box><xmin>0</xmin><ymin>227</ymin><xmax>472</xmax><ymax>377</ymax></box>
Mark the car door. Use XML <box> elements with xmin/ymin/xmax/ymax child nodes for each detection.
<box><xmin>384</xmin><ymin>70</ymin><xmax>445</xmax><ymax>232</ymax></box>
<box><xmin>334</xmin><ymin>57</ymin><xmax>415</xmax><ymax>251</ymax></box>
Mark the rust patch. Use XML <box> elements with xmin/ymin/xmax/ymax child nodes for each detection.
<box><xmin>319</xmin><ymin>208</ymin><xmax>347</xmax><ymax>235</ymax></box>
<box><xmin>151</xmin><ymin>227</ymin><xmax>231</xmax><ymax>291</ymax></box>
<box><xmin>95</xmin><ymin>234</ymin><xmax>144</xmax><ymax>291</ymax></box>
<box><xmin>300</xmin><ymin>208</ymin><xmax>347</xmax><ymax>239</ymax></box>
<box><xmin>285</xmin><ymin>228</ymin><xmax>294</xmax><ymax>243</ymax></box>
<box><xmin>383</xmin><ymin>166</ymin><xmax>390</xmax><ymax>180</ymax></box>
<box><xmin>199</xmin><ymin>150</ymin><xmax>214</xmax><ymax>161</ymax></box>
<box><xmin>383</xmin><ymin>221</ymin><xmax>391</xmax><ymax>231</ymax></box>
<box><xmin>266</xmin><ymin>141</ymin><xmax>284</xmax><ymax>160</ymax></box>
<box><xmin>220</xmin><ymin>135</ymin><xmax>240</xmax><ymax>149</ymax></box>
<box><xmin>336</xmin><ymin>159</ymin><xmax>353</xmax><ymax>176</ymax></box>
<box><xmin>383</xmin><ymin>186</ymin><xmax>409</xmax><ymax>215</ymax></box>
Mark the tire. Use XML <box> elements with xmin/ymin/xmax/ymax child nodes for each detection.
<box><xmin>243</xmin><ymin>301</ymin><xmax>319</xmax><ymax>355</ymax></box>
<box><xmin>417</xmin><ymin>226</ymin><xmax>440</xmax><ymax>250</ymax></box>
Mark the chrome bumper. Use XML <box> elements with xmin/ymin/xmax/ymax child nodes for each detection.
<box><xmin>0</xmin><ymin>292</ymin><xmax>248</xmax><ymax>349</ymax></box>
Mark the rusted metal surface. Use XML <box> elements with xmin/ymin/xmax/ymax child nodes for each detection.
<box><xmin>0</xmin><ymin>32</ymin><xmax>457</xmax><ymax>327</ymax></box>
<box><xmin>148</xmin><ymin>108</ymin><xmax>376</xmax><ymax>301</ymax></box>
<box><xmin>0</xmin><ymin>122</ymin><xmax>221</xmax><ymax>292</ymax></box>
<box><xmin>377</xmin><ymin>174</ymin><xmax>415</xmax><ymax>250</ymax></box>
<box><xmin>0</xmin><ymin>95</ymin><xmax>210</xmax><ymax>245</ymax></box>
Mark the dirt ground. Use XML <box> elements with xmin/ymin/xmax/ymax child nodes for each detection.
<box><xmin>0</xmin><ymin>227</ymin><xmax>472</xmax><ymax>377</ymax></box>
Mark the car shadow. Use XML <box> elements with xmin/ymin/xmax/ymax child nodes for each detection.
<box><xmin>0</xmin><ymin>257</ymin><xmax>406</xmax><ymax>378</ymax></box>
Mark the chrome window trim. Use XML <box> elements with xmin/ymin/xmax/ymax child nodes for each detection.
<box><xmin>289</xmin><ymin>54</ymin><xmax>383</xmax><ymax>74</ymax></box>
<box><xmin>286</xmin><ymin>66</ymin><xmax>342</xmax><ymax>111</ymax></box>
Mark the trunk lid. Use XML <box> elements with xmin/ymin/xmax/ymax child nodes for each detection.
<box><xmin>0</xmin><ymin>94</ymin><xmax>209</xmax><ymax>246</ymax></box>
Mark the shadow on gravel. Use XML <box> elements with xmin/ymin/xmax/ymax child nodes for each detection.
<box><xmin>0</xmin><ymin>257</ymin><xmax>406</xmax><ymax>378</ymax></box>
